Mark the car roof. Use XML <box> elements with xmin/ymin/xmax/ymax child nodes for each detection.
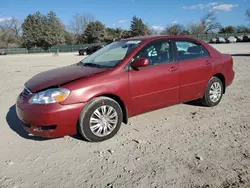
<box><xmin>121</xmin><ymin>35</ymin><xmax>198</xmax><ymax>41</ymax></box>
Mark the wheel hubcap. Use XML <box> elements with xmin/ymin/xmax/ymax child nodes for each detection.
<box><xmin>209</xmin><ymin>82</ymin><xmax>222</xmax><ymax>103</ymax></box>
<box><xmin>90</xmin><ymin>105</ymin><xmax>118</xmax><ymax>137</ymax></box>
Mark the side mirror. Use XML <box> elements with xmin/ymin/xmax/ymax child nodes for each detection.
<box><xmin>130</xmin><ymin>58</ymin><xmax>149</xmax><ymax>69</ymax></box>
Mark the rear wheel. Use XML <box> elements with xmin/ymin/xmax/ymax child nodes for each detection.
<box><xmin>200</xmin><ymin>77</ymin><xmax>224</xmax><ymax>107</ymax></box>
<box><xmin>78</xmin><ymin>97</ymin><xmax>123</xmax><ymax>142</ymax></box>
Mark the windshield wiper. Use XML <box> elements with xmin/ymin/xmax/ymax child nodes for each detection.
<box><xmin>81</xmin><ymin>63</ymin><xmax>112</xmax><ymax>68</ymax></box>
<box><xmin>82</xmin><ymin>63</ymin><xmax>103</xmax><ymax>68</ymax></box>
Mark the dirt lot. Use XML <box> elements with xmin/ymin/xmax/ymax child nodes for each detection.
<box><xmin>0</xmin><ymin>43</ymin><xmax>250</xmax><ymax>188</ymax></box>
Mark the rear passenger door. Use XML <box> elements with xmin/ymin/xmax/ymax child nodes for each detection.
<box><xmin>173</xmin><ymin>39</ymin><xmax>212</xmax><ymax>102</ymax></box>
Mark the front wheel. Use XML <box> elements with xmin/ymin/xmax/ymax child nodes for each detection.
<box><xmin>78</xmin><ymin>97</ymin><xmax>123</xmax><ymax>142</ymax></box>
<box><xmin>200</xmin><ymin>77</ymin><xmax>224</xmax><ymax>107</ymax></box>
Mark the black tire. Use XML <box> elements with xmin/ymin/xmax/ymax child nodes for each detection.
<box><xmin>78</xmin><ymin>97</ymin><xmax>123</xmax><ymax>142</ymax></box>
<box><xmin>83</xmin><ymin>51</ymin><xmax>87</xmax><ymax>56</ymax></box>
<box><xmin>200</xmin><ymin>77</ymin><xmax>224</xmax><ymax>107</ymax></box>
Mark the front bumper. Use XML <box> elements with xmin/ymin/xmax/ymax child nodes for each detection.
<box><xmin>16</xmin><ymin>96</ymin><xmax>86</xmax><ymax>138</ymax></box>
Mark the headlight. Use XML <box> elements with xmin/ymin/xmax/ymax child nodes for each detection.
<box><xmin>29</xmin><ymin>88</ymin><xmax>70</xmax><ymax>104</ymax></box>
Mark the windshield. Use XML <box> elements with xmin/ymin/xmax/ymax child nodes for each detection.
<box><xmin>80</xmin><ymin>40</ymin><xmax>142</xmax><ymax>68</ymax></box>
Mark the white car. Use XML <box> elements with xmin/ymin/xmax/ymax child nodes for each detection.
<box><xmin>226</xmin><ymin>36</ymin><xmax>237</xmax><ymax>43</ymax></box>
<box><xmin>216</xmin><ymin>37</ymin><xmax>226</xmax><ymax>43</ymax></box>
<box><xmin>0</xmin><ymin>49</ymin><xmax>7</xmax><ymax>55</ymax></box>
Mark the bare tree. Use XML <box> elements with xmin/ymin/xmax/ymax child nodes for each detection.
<box><xmin>0</xmin><ymin>18</ymin><xmax>22</xmax><ymax>36</ymax></box>
<box><xmin>150</xmin><ymin>28</ymin><xmax>160</xmax><ymax>35</ymax></box>
<box><xmin>11</xmin><ymin>18</ymin><xmax>22</xmax><ymax>36</ymax></box>
<box><xmin>247</xmin><ymin>8</ymin><xmax>250</xmax><ymax>22</ymax></box>
<box><xmin>200</xmin><ymin>12</ymin><xmax>222</xmax><ymax>33</ymax></box>
<box><xmin>0</xmin><ymin>17</ymin><xmax>22</xmax><ymax>48</ymax></box>
<box><xmin>161</xmin><ymin>24</ymin><xmax>185</xmax><ymax>35</ymax></box>
<box><xmin>187</xmin><ymin>23</ymin><xmax>204</xmax><ymax>34</ymax></box>
<box><xmin>69</xmin><ymin>13</ymin><xmax>95</xmax><ymax>43</ymax></box>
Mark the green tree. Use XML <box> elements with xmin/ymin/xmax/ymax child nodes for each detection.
<box><xmin>64</xmin><ymin>31</ymin><xmax>75</xmax><ymax>44</ymax></box>
<box><xmin>22</xmin><ymin>12</ymin><xmax>45</xmax><ymax>49</ymax></box>
<box><xmin>219</xmin><ymin>26</ymin><xmax>236</xmax><ymax>33</ymax></box>
<box><xmin>121</xmin><ymin>30</ymin><xmax>132</xmax><ymax>38</ymax></box>
<box><xmin>22</xmin><ymin>11</ymin><xmax>65</xmax><ymax>49</ymax></box>
<box><xmin>84</xmin><ymin>21</ymin><xmax>105</xmax><ymax>43</ymax></box>
<box><xmin>105</xmin><ymin>27</ymin><xmax>118</xmax><ymax>41</ymax></box>
<box><xmin>47</xmin><ymin>11</ymin><xmax>65</xmax><ymax>46</ymax></box>
<box><xmin>105</xmin><ymin>27</ymin><xmax>126</xmax><ymax>41</ymax></box>
<box><xmin>130</xmin><ymin>16</ymin><xmax>150</xmax><ymax>37</ymax></box>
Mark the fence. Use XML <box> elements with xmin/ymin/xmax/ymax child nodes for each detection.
<box><xmin>1</xmin><ymin>43</ymin><xmax>106</xmax><ymax>55</ymax></box>
<box><xmin>1</xmin><ymin>33</ymin><xmax>250</xmax><ymax>55</ymax></box>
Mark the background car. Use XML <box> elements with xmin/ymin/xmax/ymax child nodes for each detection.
<box><xmin>78</xmin><ymin>46</ymin><xmax>89</xmax><ymax>55</ymax></box>
<box><xmin>226</xmin><ymin>36</ymin><xmax>237</xmax><ymax>43</ymax></box>
<box><xmin>78</xmin><ymin>44</ymin><xmax>103</xmax><ymax>55</ymax></box>
<box><xmin>243</xmin><ymin>35</ymin><xmax>250</xmax><ymax>42</ymax></box>
<box><xmin>216</xmin><ymin>37</ymin><xmax>226</xmax><ymax>43</ymax></box>
<box><xmin>16</xmin><ymin>36</ymin><xmax>235</xmax><ymax>142</ymax></box>
<box><xmin>0</xmin><ymin>49</ymin><xmax>7</xmax><ymax>55</ymax></box>
<box><xmin>209</xmin><ymin>38</ymin><xmax>217</xmax><ymax>44</ymax></box>
<box><xmin>236</xmin><ymin>36</ymin><xmax>244</xmax><ymax>42</ymax></box>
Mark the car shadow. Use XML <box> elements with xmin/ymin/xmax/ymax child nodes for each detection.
<box><xmin>71</xmin><ymin>134</ymin><xmax>89</xmax><ymax>142</ymax></box>
<box><xmin>75</xmin><ymin>54</ymin><xmax>87</xmax><ymax>57</ymax></box>
<box><xmin>231</xmin><ymin>54</ymin><xmax>250</xmax><ymax>57</ymax></box>
<box><xmin>183</xmin><ymin>100</ymin><xmax>207</xmax><ymax>107</ymax></box>
<box><xmin>6</xmin><ymin>105</ymin><xmax>56</xmax><ymax>141</ymax></box>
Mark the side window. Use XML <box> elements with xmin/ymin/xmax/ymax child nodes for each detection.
<box><xmin>175</xmin><ymin>41</ymin><xmax>209</xmax><ymax>61</ymax></box>
<box><xmin>134</xmin><ymin>40</ymin><xmax>173</xmax><ymax>66</ymax></box>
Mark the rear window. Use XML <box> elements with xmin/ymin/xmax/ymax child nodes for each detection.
<box><xmin>175</xmin><ymin>41</ymin><xmax>209</xmax><ymax>61</ymax></box>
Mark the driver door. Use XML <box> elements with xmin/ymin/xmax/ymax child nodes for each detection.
<box><xmin>128</xmin><ymin>39</ymin><xmax>180</xmax><ymax>116</ymax></box>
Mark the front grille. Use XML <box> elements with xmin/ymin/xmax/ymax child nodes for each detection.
<box><xmin>20</xmin><ymin>87</ymin><xmax>32</xmax><ymax>102</ymax></box>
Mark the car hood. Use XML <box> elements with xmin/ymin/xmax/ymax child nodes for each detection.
<box><xmin>25</xmin><ymin>64</ymin><xmax>108</xmax><ymax>93</ymax></box>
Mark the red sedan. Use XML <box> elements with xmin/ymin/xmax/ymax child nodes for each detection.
<box><xmin>16</xmin><ymin>36</ymin><xmax>235</xmax><ymax>142</ymax></box>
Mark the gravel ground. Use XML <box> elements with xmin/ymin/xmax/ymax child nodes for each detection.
<box><xmin>0</xmin><ymin>44</ymin><xmax>250</xmax><ymax>188</ymax></box>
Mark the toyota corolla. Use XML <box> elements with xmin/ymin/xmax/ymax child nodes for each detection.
<box><xmin>16</xmin><ymin>36</ymin><xmax>235</xmax><ymax>142</ymax></box>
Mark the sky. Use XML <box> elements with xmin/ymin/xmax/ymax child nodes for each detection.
<box><xmin>0</xmin><ymin>0</ymin><xmax>249</xmax><ymax>31</ymax></box>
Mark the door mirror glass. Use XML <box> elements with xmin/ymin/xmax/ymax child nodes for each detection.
<box><xmin>131</xmin><ymin>58</ymin><xmax>149</xmax><ymax>68</ymax></box>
